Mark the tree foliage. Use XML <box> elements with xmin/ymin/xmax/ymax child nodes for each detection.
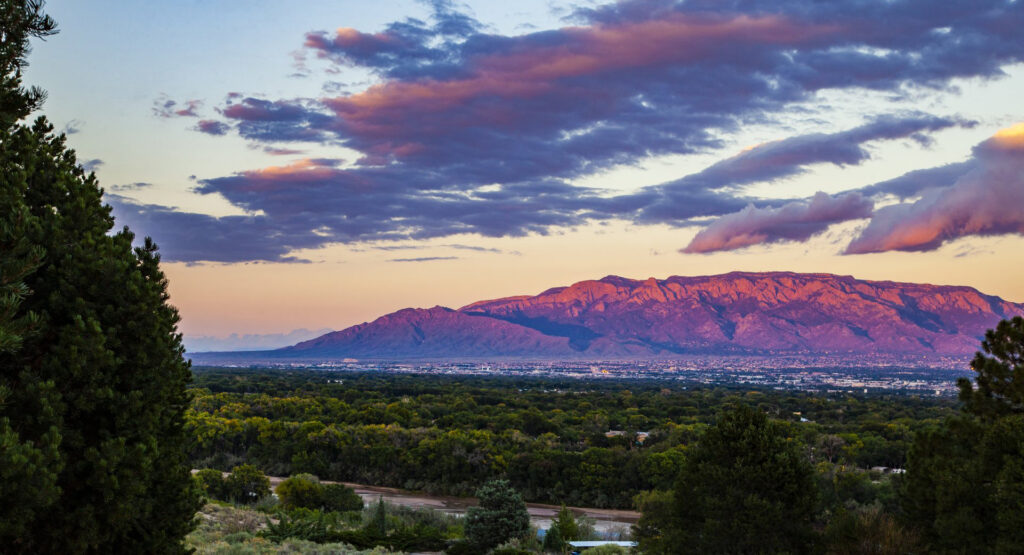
<box><xmin>903</xmin><ymin>316</ymin><xmax>1024</xmax><ymax>552</ymax></box>
<box><xmin>667</xmin><ymin>404</ymin><xmax>817</xmax><ymax>554</ymax></box>
<box><xmin>224</xmin><ymin>464</ymin><xmax>271</xmax><ymax>504</ymax></box>
<box><xmin>959</xmin><ymin>316</ymin><xmax>1024</xmax><ymax>419</ymax></box>
<box><xmin>0</xmin><ymin>1</ymin><xmax>200</xmax><ymax>550</ymax></box>
<box><xmin>0</xmin><ymin>0</ymin><xmax>55</xmax><ymax>127</ymax></box>
<box><xmin>465</xmin><ymin>479</ymin><xmax>530</xmax><ymax>552</ymax></box>
<box><xmin>275</xmin><ymin>473</ymin><xmax>363</xmax><ymax>512</ymax></box>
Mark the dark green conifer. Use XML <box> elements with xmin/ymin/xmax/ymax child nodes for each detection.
<box><xmin>669</xmin><ymin>404</ymin><xmax>817</xmax><ymax>554</ymax></box>
<box><xmin>0</xmin><ymin>1</ymin><xmax>201</xmax><ymax>551</ymax></box>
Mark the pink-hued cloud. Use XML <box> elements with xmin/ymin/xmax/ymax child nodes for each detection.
<box><xmin>846</xmin><ymin>123</ymin><xmax>1024</xmax><ymax>254</ymax></box>
<box><xmin>153</xmin><ymin>97</ymin><xmax>202</xmax><ymax>118</ymax></box>
<box><xmin>683</xmin><ymin>192</ymin><xmax>874</xmax><ymax>253</ymax></box>
<box><xmin>319</xmin><ymin>14</ymin><xmax>836</xmax><ymax>150</ymax></box>
<box><xmin>118</xmin><ymin>0</ymin><xmax>1024</xmax><ymax>263</ymax></box>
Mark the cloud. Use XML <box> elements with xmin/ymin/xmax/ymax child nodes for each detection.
<box><xmin>220</xmin><ymin>96</ymin><xmax>336</xmax><ymax>143</ymax></box>
<box><xmin>846</xmin><ymin>123</ymin><xmax>1024</xmax><ymax>254</ymax></box>
<box><xmin>683</xmin><ymin>191</ymin><xmax>874</xmax><ymax>253</ymax></box>
<box><xmin>636</xmin><ymin>114</ymin><xmax>969</xmax><ymax>225</ymax></box>
<box><xmin>63</xmin><ymin>119</ymin><xmax>83</xmax><ymax>134</ymax></box>
<box><xmin>153</xmin><ymin>96</ymin><xmax>203</xmax><ymax>118</ymax></box>
<box><xmin>196</xmin><ymin>119</ymin><xmax>230</xmax><ymax>135</ymax></box>
<box><xmin>107</xmin><ymin>182</ymin><xmax>151</xmax><ymax>192</ymax></box>
<box><xmin>126</xmin><ymin>0</ymin><xmax>1024</xmax><ymax>262</ymax></box>
<box><xmin>371</xmin><ymin>243</ymin><xmax>506</xmax><ymax>253</ymax></box>
<box><xmin>388</xmin><ymin>256</ymin><xmax>459</xmax><ymax>262</ymax></box>
<box><xmin>106</xmin><ymin>194</ymin><xmax>318</xmax><ymax>263</ymax></box>
<box><xmin>659</xmin><ymin>114</ymin><xmax>970</xmax><ymax>193</ymax></box>
<box><xmin>856</xmin><ymin>161</ymin><xmax>977</xmax><ymax>200</ymax></box>
<box><xmin>263</xmin><ymin>146</ymin><xmax>306</xmax><ymax>156</ymax></box>
<box><xmin>80</xmin><ymin>158</ymin><xmax>104</xmax><ymax>173</ymax></box>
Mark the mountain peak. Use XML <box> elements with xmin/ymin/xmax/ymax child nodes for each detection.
<box><xmin>267</xmin><ymin>271</ymin><xmax>1023</xmax><ymax>360</ymax></box>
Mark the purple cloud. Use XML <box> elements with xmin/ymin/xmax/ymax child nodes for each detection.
<box><xmin>80</xmin><ymin>158</ymin><xmax>104</xmax><ymax>172</ymax></box>
<box><xmin>153</xmin><ymin>96</ymin><xmax>203</xmax><ymax>118</ymax></box>
<box><xmin>663</xmin><ymin>114</ymin><xmax>970</xmax><ymax>192</ymax></box>
<box><xmin>636</xmin><ymin>114</ymin><xmax>969</xmax><ymax>225</ymax></box>
<box><xmin>196</xmin><ymin>119</ymin><xmax>230</xmax><ymax>135</ymax></box>
<box><xmin>683</xmin><ymin>191</ymin><xmax>874</xmax><ymax>253</ymax></box>
<box><xmin>846</xmin><ymin>123</ymin><xmax>1024</xmax><ymax>254</ymax></box>
<box><xmin>388</xmin><ymin>256</ymin><xmax>459</xmax><ymax>262</ymax></box>
<box><xmin>117</xmin><ymin>0</ymin><xmax>1024</xmax><ymax>262</ymax></box>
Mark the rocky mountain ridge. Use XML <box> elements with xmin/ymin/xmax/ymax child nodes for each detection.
<box><xmin>266</xmin><ymin>272</ymin><xmax>1024</xmax><ymax>359</ymax></box>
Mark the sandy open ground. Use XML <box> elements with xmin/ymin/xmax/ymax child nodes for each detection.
<box><xmin>202</xmin><ymin>471</ymin><xmax>639</xmax><ymax>533</ymax></box>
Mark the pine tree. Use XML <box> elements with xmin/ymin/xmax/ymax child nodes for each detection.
<box><xmin>0</xmin><ymin>1</ymin><xmax>201</xmax><ymax>551</ymax></box>
<box><xmin>670</xmin><ymin>404</ymin><xmax>817</xmax><ymax>554</ymax></box>
<box><xmin>465</xmin><ymin>479</ymin><xmax>531</xmax><ymax>551</ymax></box>
<box><xmin>0</xmin><ymin>138</ymin><xmax>62</xmax><ymax>547</ymax></box>
<box><xmin>903</xmin><ymin>317</ymin><xmax>1024</xmax><ymax>552</ymax></box>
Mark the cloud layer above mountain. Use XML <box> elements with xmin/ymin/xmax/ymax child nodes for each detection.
<box><xmin>117</xmin><ymin>0</ymin><xmax>1024</xmax><ymax>262</ymax></box>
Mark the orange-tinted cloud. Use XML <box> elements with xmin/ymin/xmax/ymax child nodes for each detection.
<box><xmin>846</xmin><ymin>123</ymin><xmax>1024</xmax><ymax>254</ymax></box>
<box><xmin>323</xmin><ymin>14</ymin><xmax>836</xmax><ymax>148</ymax></box>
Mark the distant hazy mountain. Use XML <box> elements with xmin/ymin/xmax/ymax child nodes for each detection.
<box><xmin>185</xmin><ymin>328</ymin><xmax>333</xmax><ymax>352</ymax></box>
<box><xmin>199</xmin><ymin>272</ymin><xmax>1024</xmax><ymax>361</ymax></box>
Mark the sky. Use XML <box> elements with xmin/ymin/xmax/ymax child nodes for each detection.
<box><xmin>23</xmin><ymin>0</ymin><xmax>1024</xmax><ymax>350</ymax></box>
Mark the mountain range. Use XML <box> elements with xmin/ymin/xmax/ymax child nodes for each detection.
<box><xmin>194</xmin><ymin>272</ymin><xmax>1024</xmax><ymax>362</ymax></box>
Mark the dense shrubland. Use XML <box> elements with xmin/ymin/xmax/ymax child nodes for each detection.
<box><xmin>187</xmin><ymin>368</ymin><xmax>950</xmax><ymax>510</ymax></box>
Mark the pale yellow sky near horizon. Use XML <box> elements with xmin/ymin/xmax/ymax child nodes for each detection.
<box><xmin>166</xmin><ymin>221</ymin><xmax>1024</xmax><ymax>337</ymax></box>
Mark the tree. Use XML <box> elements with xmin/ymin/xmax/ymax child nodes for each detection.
<box><xmin>0</xmin><ymin>0</ymin><xmax>56</xmax><ymax>127</ymax></box>
<box><xmin>551</xmin><ymin>505</ymin><xmax>579</xmax><ymax>543</ymax></box>
<box><xmin>194</xmin><ymin>469</ymin><xmax>227</xmax><ymax>501</ymax></box>
<box><xmin>224</xmin><ymin>464</ymin><xmax>271</xmax><ymax>504</ymax></box>
<box><xmin>543</xmin><ymin>505</ymin><xmax>578</xmax><ymax>552</ymax></box>
<box><xmin>958</xmin><ymin>316</ymin><xmax>1024</xmax><ymax>420</ymax></box>
<box><xmin>465</xmin><ymin>479</ymin><xmax>531</xmax><ymax>552</ymax></box>
<box><xmin>0</xmin><ymin>2</ymin><xmax>61</xmax><ymax>543</ymax></box>
<box><xmin>0</xmin><ymin>111</ymin><xmax>60</xmax><ymax>546</ymax></box>
<box><xmin>0</xmin><ymin>2</ymin><xmax>201</xmax><ymax>550</ymax></box>
<box><xmin>541</xmin><ymin>524</ymin><xmax>563</xmax><ymax>552</ymax></box>
<box><xmin>367</xmin><ymin>495</ymin><xmax>388</xmax><ymax>537</ymax></box>
<box><xmin>669</xmin><ymin>404</ymin><xmax>817</xmax><ymax>554</ymax></box>
<box><xmin>633</xmin><ymin>489</ymin><xmax>674</xmax><ymax>554</ymax></box>
<box><xmin>903</xmin><ymin>317</ymin><xmax>1024</xmax><ymax>552</ymax></box>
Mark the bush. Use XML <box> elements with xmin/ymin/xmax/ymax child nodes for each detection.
<box><xmin>584</xmin><ymin>545</ymin><xmax>629</xmax><ymax>554</ymax></box>
<box><xmin>224</xmin><ymin>464</ymin><xmax>271</xmax><ymax>504</ymax></box>
<box><xmin>195</xmin><ymin>468</ymin><xmax>227</xmax><ymax>501</ymax></box>
<box><xmin>277</xmin><ymin>474</ymin><xmax>364</xmax><ymax>512</ymax></box>
<box><xmin>322</xmin><ymin>483</ymin><xmax>365</xmax><ymax>512</ymax></box>
<box><xmin>276</xmin><ymin>474</ymin><xmax>324</xmax><ymax>510</ymax></box>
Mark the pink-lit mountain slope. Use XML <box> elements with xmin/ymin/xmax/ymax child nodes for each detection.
<box><xmin>274</xmin><ymin>272</ymin><xmax>1024</xmax><ymax>359</ymax></box>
